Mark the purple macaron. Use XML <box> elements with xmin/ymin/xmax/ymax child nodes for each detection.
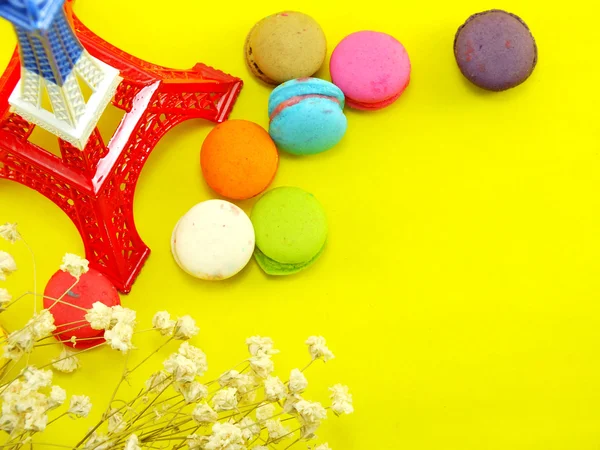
<box><xmin>454</xmin><ymin>10</ymin><xmax>538</xmax><ymax>91</ymax></box>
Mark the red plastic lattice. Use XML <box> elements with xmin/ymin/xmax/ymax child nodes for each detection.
<box><xmin>0</xmin><ymin>0</ymin><xmax>243</xmax><ymax>293</ymax></box>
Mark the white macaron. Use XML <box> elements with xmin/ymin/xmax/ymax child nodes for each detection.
<box><xmin>171</xmin><ymin>200</ymin><xmax>255</xmax><ymax>280</ymax></box>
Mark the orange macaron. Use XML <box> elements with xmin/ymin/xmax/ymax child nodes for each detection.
<box><xmin>201</xmin><ymin>120</ymin><xmax>279</xmax><ymax>200</ymax></box>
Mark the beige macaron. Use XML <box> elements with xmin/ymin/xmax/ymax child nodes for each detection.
<box><xmin>245</xmin><ymin>11</ymin><xmax>327</xmax><ymax>85</ymax></box>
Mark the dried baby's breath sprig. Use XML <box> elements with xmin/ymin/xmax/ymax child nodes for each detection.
<box><xmin>59</xmin><ymin>253</ymin><xmax>89</xmax><ymax>279</ymax></box>
<box><xmin>0</xmin><ymin>228</ymin><xmax>353</xmax><ymax>450</ymax></box>
<box><xmin>0</xmin><ymin>251</ymin><xmax>17</xmax><ymax>281</ymax></box>
<box><xmin>0</xmin><ymin>223</ymin><xmax>21</xmax><ymax>244</ymax></box>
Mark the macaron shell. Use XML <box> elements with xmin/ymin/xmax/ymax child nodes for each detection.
<box><xmin>252</xmin><ymin>187</ymin><xmax>327</xmax><ymax>265</ymax></box>
<box><xmin>43</xmin><ymin>269</ymin><xmax>121</xmax><ymax>349</ymax></box>
<box><xmin>201</xmin><ymin>120</ymin><xmax>279</xmax><ymax>200</ymax></box>
<box><xmin>454</xmin><ymin>10</ymin><xmax>537</xmax><ymax>91</ymax></box>
<box><xmin>270</xmin><ymin>97</ymin><xmax>347</xmax><ymax>155</ymax></box>
<box><xmin>172</xmin><ymin>200</ymin><xmax>255</xmax><ymax>280</ymax></box>
<box><xmin>246</xmin><ymin>11</ymin><xmax>327</xmax><ymax>85</ymax></box>
<box><xmin>245</xmin><ymin>24</ymin><xmax>278</xmax><ymax>85</ymax></box>
<box><xmin>254</xmin><ymin>243</ymin><xmax>326</xmax><ymax>275</ymax></box>
<box><xmin>330</xmin><ymin>31</ymin><xmax>411</xmax><ymax>107</ymax></box>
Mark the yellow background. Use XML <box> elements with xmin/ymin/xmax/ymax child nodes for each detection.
<box><xmin>1</xmin><ymin>0</ymin><xmax>600</xmax><ymax>448</ymax></box>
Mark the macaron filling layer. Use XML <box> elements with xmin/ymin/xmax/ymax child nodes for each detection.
<box><xmin>254</xmin><ymin>243</ymin><xmax>326</xmax><ymax>276</ymax></box>
<box><xmin>269</xmin><ymin>94</ymin><xmax>341</xmax><ymax>121</ymax></box>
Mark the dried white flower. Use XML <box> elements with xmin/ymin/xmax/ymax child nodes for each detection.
<box><xmin>249</xmin><ymin>354</ymin><xmax>274</xmax><ymax>378</ymax></box>
<box><xmin>60</xmin><ymin>253</ymin><xmax>89</xmax><ymax>278</ymax></box>
<box><xmin>266</xmin><ymin>419</ymin><xmax>290</xmax><ymax>442</ymax></box>
<box><xmin>219</xmin><ymin>369</ymin><xmax>241</xmax><ymax>387</ymax></box>
<box><xmin>283</xmin><ymin>394</ymin><xmax>303</xmax><ymax>414</ymax></box>
<box><xmin>85</xmin><ymin>302</ymin><xmax>113</xmax><ymax>330</ymax></box>
<box><xmin>124</xmin><ymin>434</ymin><xmax>140</xmax><ymax>450</ymax></box>
<box><xmin>191</xmin><ymin>403</ymin><xmax>218</xmax><ymax>424</ymax></box>
<box><xmin>104</xmin><ymin>322</ymin><xmax>135</xmax><ymax>353</ymax></box>
<box><xmin>52</xmin><ymin>348</ymin><xmax>80</xmax><ymax>373</ymax></box>
<box><xmin>152</xmin><ymin>311</ymin><xmax>175</xmax><ymax>336</ymax></box>
<box><xmin>205</xmin><ymin>422</ymin><xmax>244</xmax><ymax>450</ymax></box>
<box><xmin>22</xmin><ymin>366</ymin><xmax>53</xmax><ymax>391</ymax></box>
<box><xmin>108</xmin><ymin>409</ymin><xmax>127</xmax><ymax>434</ymax></box>
<box><xmin>174</xmin><ymin>315</ymin><xmax>199</xmax><ymax>340</ymax></box>
<box><xmin>219</xmin><ymin>370</ymin><xmax>257</xmax><ymax>403</ymax></box>
<box><xmin>246</xmin><ymin>336</ymin><xmax>278</xmax><ymax>357</ymax></box>
<box><xmin>330</xmin><ymin>384</ymin><xmax>354</xmax><ymax>416</ymax></box>
<box><xmin>289</xmin><ymin>368</ymin><xmax>308</xmax><ymax>394</ymax></box>
<box><xmin>295</xmin><ymin>400</ymin><xmax>327</xmax><ymax>440</ymax></box>
<box><xmin>68</xmin><ymin>395</ymin><xmax>92</xmax><ymax>418</ymax></box>
<box><xmin>48</xmin><ymin>386</ymin><xmax>67</xmax><ymax>410</ymax></box>
<box><xmin>264</xmin><ymin>376</ymin><xmax>287</xmax><ymax>402</ymax></box>
<box><xmin>28</xmin><ymin>309</ymin><xmax>56</xmax><ymax>339</ymax></box>
<box><xmin>0</xmin><ymin>251</ymin><xmax>17</xmax><ymax>281</ymax></box>
<box><xmin>174</xmin><ymin>381</ymin><xmax>208</xmax><ymax>404</ymax></box>
<box><xmin>84</xmin><ymin>432</ymin><xmax>110</xmax><ymax>450</ymax></box>
<box><xmin>0</xmin><ymin>223</ymin><xmax>21</xmax><ymax>243</ymax></box>
<box><xmin>3</xmin><ymin>328</ymin><xmax>34</xmax><ymax>360</ymax></box>
<box><xmin>0</xmin><ymin>288</ymin><xmax>12</xmax><ymax>311</ymax></box>
<box><xmin>145</xmin><ymin>371</ymin><xmax>170</xmax><ymax>394</ymax></box>
<box><xmin>211</xmin><ymin>387</ymin><xmax>238</xmax><ymax>412</ymax></box>
<box><xmin>0</xmin><ymin>373</ymin><xmax>51</xmax><ymax>434</ymax></box>
<box><xmin>163</xmin><ymin>353</ymin><xmax>198</xmax><ymax>383</ymax></box>
<box><xmin>295</xmin><ymin>400</ymin><xmax>327</xmax><ymax>424</ymax></box>
<box><xmin>315</xmin><ymin>444</ymin><xmax>332</xmax><ymax>450</ymax></box>
<box><xmin>111</xmin><ymin>306</ymin><xmax>136</xmax><ymax>327</ymax></box>
<box><xmin>178</xmin><ymin>342</ymin><xmax>208</xmax><ymax>376</ymax></box>
<box><xmin>187</xmin><ymin>434</ymin><xmax>208</xmax><ymax>450</ymax></box>
<box><xmin>306</xmin><ymin>336</ymin><xmax>335</xmax><ymax>362</ymax></box>
<box><xmin>239</xmin><ymin>416</ymin><xmax>260</xmax><ymax>441</ymax></box>
<box><xmin>256</xmin><ymin>403</ymin><xmax>276</xmax><ymax>422</ymax></box>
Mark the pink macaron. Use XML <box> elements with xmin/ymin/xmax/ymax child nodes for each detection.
<box><xmin>330</xmin><ymin>31</ymin><xmax>411</xmax><ymax>110</ymax></box>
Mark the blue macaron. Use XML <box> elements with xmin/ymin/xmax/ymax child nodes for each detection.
<box><xmin>268</xmin><ymin>78</ymin><xmax>347</xmax><ymax>156</ymax></box>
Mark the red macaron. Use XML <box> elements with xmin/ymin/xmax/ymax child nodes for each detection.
<box><xmin>44</xmin><ymin>269</ymin><xmax>120</xmax><ymax>349</ymax></box>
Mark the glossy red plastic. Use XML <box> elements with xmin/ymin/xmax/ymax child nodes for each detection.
<box><xmin>0</xmin><ymin>0</ymin><xmax>243</xmax><ymax>293</ymax></box>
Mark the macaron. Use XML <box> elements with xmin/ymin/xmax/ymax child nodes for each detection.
<box><xmin>330</xmin><ymin>31</ymin><xmax>411</xmax><ymax>110</ymax></box>
<box><xmin>245</xmin><ymin>11</ymin><xmax>327</xmax><ymax>85</ymax></box>
<box><xmin>251</xmin><ymin>187</ymin><xmax>327</xmax><ymax>275</ymax></box>
<box><xmin>172</xmin><ymin>200</ymin><xmax>255</xmax><ymax>280</ymax></box>
<box><xmin>454</xmin><ymin>10</ymin><xmax>538</xmax><ymax>91</ymax></box>
<box><xmin>44</xmin><ymin>269</ymin><xmax>121</xmax><ymax>349</ymax></box>
<box><xmin>268</xmin><ymin>78</ymin><xmax>347</xmax><ymax>156</ymax></box>
<box><xmin>201</xmin><ymin>120</ymin><xmax>279</xmax><ymax>200</ymax></box>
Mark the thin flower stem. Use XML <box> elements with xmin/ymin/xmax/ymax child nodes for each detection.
<box><xmin>34</xmin><ymin>336</ymin><xmax>103</xmax><ymax>347</ymax></box>
<box><xmin>38</xmin><ymin>343</ymin><xmax>103</xmax><ymax>370</ymax></box>
<box><xmin>21</xmin><ymin>239</ymin><xmax>37</xmax><ymax>315</ymax></box>
<box><xmin>127</xmin><ymin>336</ymin><xmax>174</xmax><ymax>375</ymax></box>
<box><xmin>128</xmin><ymin>381</ymin><xmax>175</xmax><ymax>427</ymax></box>
<box><xmin>46</xmin><ymin>412</ymin><xmax>67</xmax><ymax>427</ymax></box>
<box><xmin>103</xmin><ymin>351</ymin><xmax>130</xmax><ymax>417</ymax></box>
<box><xmin>144</xmin><ymin>425</ymin><xmax>200</xmax><ymax>443</ymax></box>
<box><xmin>300</xmin><ymin>360</ymin><xmax>315</xmax><ymax>372</ymax></box>
<box><xmin>0</xmin><ymin>444</ymin><xmax>74</xmax><ymax>449</ymax></box>
<box><xmin>45</xmin><ymin>279</ymin><xmax>81</xmax><ymax>311</ymax></box>
<box><xmin>267</xmin><ymin>427</ymin><xmax>301</xmax><ymax>445</ymax></box>
<box><xmin>283</xmin><ymin>438</ymin><xmax>301</xmax><ymax>450</ymax></box>
<box><xmin>0</xmin><ymin>291</ymin><xmax>31</xmax><ymax>314</ymax></box>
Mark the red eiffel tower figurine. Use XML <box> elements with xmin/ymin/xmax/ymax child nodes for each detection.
<box><xmin>0</xmin><ymin>0</ymin><xmax>243</xmax><ymax>293</ymax></box>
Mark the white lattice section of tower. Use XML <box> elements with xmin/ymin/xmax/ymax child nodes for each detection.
<box><xmin>9</xmin><ymin>51</ymin><xmax>122</xmax><ymax>150</ymax></box>
<box><xmin>20</xmin><ymin>69</ymin><xmax>41</xmax><ymax>106</ymax></box>
<box><xmin>75</xmin><ymin>53</ymin><xmax>105</xmax><ymax>89</ymax></box>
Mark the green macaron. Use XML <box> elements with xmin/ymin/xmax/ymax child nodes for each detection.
<box><xmin>251</xmin><ymin>186</ymin><xmax>327</xmax><ymax>275</ymax></box>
